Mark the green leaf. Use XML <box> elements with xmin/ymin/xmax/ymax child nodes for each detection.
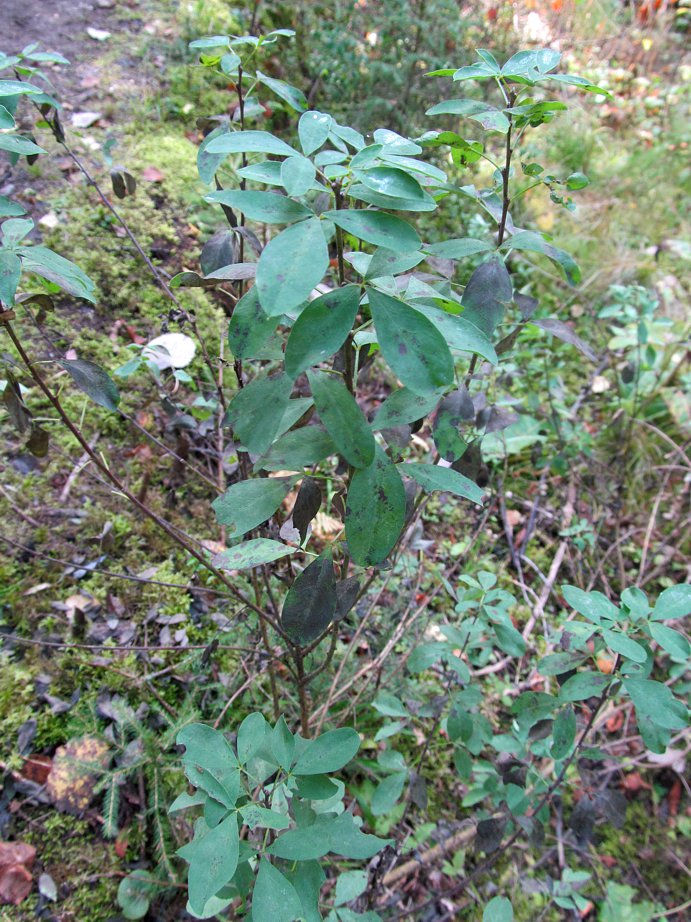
<box><xmin>212</xmin><ymin>539</ymin><xmax>294</xmax><ymax>571</ymax></box>
<box><xmin>295</xmin><ymin>775</ymin><xmax>339</xmax><ymax>800</ymax></box>
<box><xmin>256</xmin><ymin>218</ymin><xmax>328</xmax><ymax>316</ymax></box>
<box><xmin>281</xmin><ymin>155</ymin><xmax>317</xmax><ymax>196</ymax></box>
<box><xmin>117</xmin><ymin>874</ymin><xmax>153</xmax><ymax>920</ymax></box>
<box><xmin>371</xmin><ymin>771</ymin><xmax>407</xmax><ymax>816</ymax></box>
<box><xmin>502</xmin><ymin>230</ymin><xmax>581</xmax><ymax>285</ymax></box>
<box><xmin>602</xmin><ymin>628</ymin><xmax>647</xmax><ymax>664</ymax></box>
<box><xmin>177</xmin><ymin>723</ymin><xmax>240</xmax><ymax>807</ymax></box>
<box><xmin>212</xmin><ymin>476</ymin><xmax>297</xmax><ymax>537</ymax></box>
<box><xmin>0</xmin><ymin>196</ymin><xmax>26</xmax><ymax>217</ymax></box>
<box><xmin>538</xmin><ymin>652</ymin><xmax>588</xmax><ymax>676</ymax></box>
<box><xmin>237</xmin><ymin>160</ymin><xmax>283</xmax><ymax>186</ymax></box>
<box><xmin>426</xmin><ymin>98</ymin><xmax>510</xmax><ymax>133</ymax></box>
<box><xmin>544</xmin><ymin>73</ymin><xmax>610</xmax><ymax>96</ymax></box>
<box><xmin>270</xmin><ymin>716</ymin><xmax>295</xmax><ymax>768</ymax></box>
<box><xmin>281</xmin><ymin>550</ymin><xmax>337</xmax><ymax>645</ymax></box>
<box><xmin>237</xmin><ymin>712</ymin><xmax>269</xmax><ymax>764</ymax></box>
<box><xmin>624</xmin><ymin>678</ymin><xmax>687</xmax><ymax>730</ymax></box>
<box><xmin>367</xmin><ymin>247</ymin><xmax>425</xmax><ymax>278</ymax></box>
<box><xmin>371</xmin><ymin>387</ymin><xmax>442</xmax><ymax>430</ymax></box>
<box><xmin>282</xmin><ymin>861</ymin><xmax>325</xmax><ymax>922</ymax></box>
<box><xmin>205</xmin><ymin>129</ymin><xmax>298</xmax><ymax>158</ymax></box>
<box><xmin>285</xmin><ymin>285</ymin><xmax>360</xmax><ymax>377</ymax></box>
<box><xmin>177</xmin><ymin>815</ymin><xmax>239</xmax><ymax>918</ymax></box>
<box><xmin>0</xmin><ymin>250</ymin><xmax>21</xmax><ymax>305</ymax></box>
<box><xmin>59</xmin><ymin>359</ymin><xmax>120</xmax><ymax>411</ymax></box>
<box><xmin>559</xmin><ymin>672</ymin><xmax>611</xmax><ymax>701</ymax></box>
<box><xmin>1</xmin><ymin>217</ymin><xmax>33</xmax><ymax>247</ymax></box>
<box><xmin>205</xmin><ymin>190</ymin><xmax>311</xmax><ymax>224</ymax></box>
<box><xmin>530</xmin><ymin>318</ymin><xmax>597</xmax><ymax>362</ymax></box>
<box><xmin>223</xmin><ymin>372</ymin><xmax>293</xmax><ymax>454</ymax></box>
<box><xmin>228</xmin><ymin>286</ymin><xmax>279</xmax><ymax>360</ymax></box>
<box><xmin>197</xmin><ymin>125</ymin><xmax>229</xmax><ymax>185</ymax></box>
<box><xmin>432</xmin><ymin>388</ymin><xmax>472</xmax><ymax>461</ymax></box>
<box><xmin>348</xmin><ymin>183</ymin><xmax>437</xmax><ymax>213</ymax></box>
<box><xmin>298</xmin><ymin>111</ymin><xmax>332</xmax><ymax>155</ymax></box>
<box><xmin>652</xmin><ymin>584</ymin><xmax>691</xmax><ymax>621</ymax></box>
<box><xmin>257</xmin><ymin>426</ymin><xmax>336</xmax><ymax>472</ymax></box>
<box><xmin>355</xmin><ymin>166</ymin><xmax>425</xmax><ymax>201</ymax></box>
<box><xmin>372</xmin><ymin>692</ymin><xmax>409</xmax><ymax>718</ymax></box>
<box><xmin>649</xmin><ymin>623</ymin><xmax>690</xmax><ymax>660</ymax></box>
<box><xmin>293</xmin><ymin>727</ymin><xmax>360</xmax><ymax>775</ymax></box>
<box><xmin>327</xmin><ymin>811</ymin><xmax>393</xmax><ymax>858</ymax></box>
<box><xmin>335</xmin><ymin>870</ymin><xmax>368</xmax><ymax>907</ymax></box>
<box><xmin>483</xmin><ymin>896</ymin><xmax>513</xmax><ymax>922</ymax></box>
<box><xmin>345</xmin><ymin>443</ymin><xmax>406</xmax><ymax>567</ymax></box>
<box><xmin>0</xmin><ymin>134</ymin><xmax>46</xmax><ymax>156</ymax></box>
<box><xmin>452</xmin><ymin>61</ymin><xmax>501</xmax><ymax>82</ymax></box>
<box><xmin>424</xmin><ymin>237</ymin><xmax>494</xmax><ymax>259</ymax></box>
<box><xmin>562</xmin><ymin>586</ymin><xmax>619</xmax><ymax>623</ymax></box>
<box><xmin>409</xmin><ymin>303</ymin><xmax>498</xmax><ymax>363</ymax></box>
<box><xmin>324</xmin><ymin>210</ymin><xmax>420</xmax><ymax>253</ymax></box>
<box><xmin>307</xmin><ymin>370</ymin><xmax>375</xmax><ymax>469</ymax></box>
<box><xmin>256</xmin><ymin>70</ymin><xmax>307</xmax><ymax>112</ymax></box>
<box><xmin>18</xmin><ymin>246</ymin><xmax>96</xmax><ymax>301</ymax></box>
<box><xmin>551</xmin><ymin>706</ymin><xmax>576</xmax><ymax>759</ymax></box>
<box><xmin>368</xmin><ymin>288</ymin><xmax>454</xmax><ymax>395</ymax></box>
<box><xmin>400</xmin><ymin>463</ymin><xmax>484</xmax><ymax>505</ymax></box>
<box><xmin>0</xmin><ymin>79</ymin><xmax>43</xmax><ymax>96</ymax></box>
<box><xmin>252</xmin><ymin>859</ymin><xmax>303</xmax><ymax>922</ymax></box>
<box><xmin>493</xmin><ymin>621</ymin><xmax>527</xmax><ymax>657</ymax></box>
<box><xmin>460</xmin><ymin>257</ymin><xmax>512</xmax><ymax>337</ymax></box>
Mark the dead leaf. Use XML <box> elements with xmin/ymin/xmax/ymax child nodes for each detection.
<box><xmin>506</xmin><ymin>509</ymin><xmax>523</xmax><ymax>527</ymax></box>
<box><xmin>46</xmin><ymin>736</ymin><xmax>110</xmax><ymax>814</ymax></box>
<box><xmin>21</xmin><ymin>754</ymin><xmax>52</xmax><ymax>785</ymax></box>
<box><xmin>141</xmin><ymin>166</ymin><xmax>165</xmax><ymax>182</ymax></box>
<box><xmin>71</xmin><ymin>111</ymin><xmax>102</xmax><ymax>129</ymax></box>
<box><xmin>0</xmin><ymin>842</ymin><xmax>35</xmax><ymax>906</ymax></box>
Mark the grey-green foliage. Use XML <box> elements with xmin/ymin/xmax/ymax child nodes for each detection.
<box><xmin>181</xmin><ymin>36</ymin><xmax>608</xmax><ymax>657</ymax></box>
<box><xmin>167</xmin><ymin>718</ymin><xmax>390</xmax><ymax>920</ymax></box>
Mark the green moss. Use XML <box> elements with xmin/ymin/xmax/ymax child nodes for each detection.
<box><xmin>14</xmin><ymin>813</ymin><xmax>118</xmax><ymax>922</ymax></box>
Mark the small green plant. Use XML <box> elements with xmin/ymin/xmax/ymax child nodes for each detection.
<box><xmin>166</xmin><ymin>718</ymin><xmax>387</xmax><ymax>920</ymax></box>
<box><xmin>2</xmin><ymin>29</ymin><xmax>689</xmax><ymax>922</ymax></box>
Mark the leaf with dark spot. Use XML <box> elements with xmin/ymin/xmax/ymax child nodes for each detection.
<box><xmin>292</xmin><ymin>477</ymin><xmax>321</xmax><ymax>544</ymax></box>
<box><xmin>475</xmin><ymin>815</ymin><xmax>507</xmax><ymax>853</ymax></box>
<box><xmin>59</xmin><ymin>359</ymin><xmax>120</xmax><ymax>411</ymax></box>
<box><xmin>345</xmin><ymin>443</ymin><xmax>406</xmax><ymax>567</ymax></box>
<box><xmin>2</xmin><ymin>372</ymin><xmax>31</xmax><ymax>433</ymax></box>
<box><xmin>530</xmin><ymin>318</ymin><xmax>597</xmax><ymax>362</ymax></box>
<box><xmin>433</xmin><ymin>387</ymin><xmax>473</xmax><ymax>461</ymax></box>
<box><xmin>281</xmin><ymin>550</ymin><xmax>337</xmax><ymax>645</ymax></box>
<box><xmin>27</xmin><ymin>425</ymin><xmax>49</xmax><ymax>457</ymax></box>
<box><xmin>335</xmin><ymin>577</ymin><xmax>360</xmax><ymax>620</ymax></box>
<box><xmin>200</xmin><ymin>228</ymin><xmax>238</xmax><ymax>276</ymax></box>
<box><xmin>461</xmin><ymin>257</ymin><xmax>512</xmax><ymax>337</ymax></box>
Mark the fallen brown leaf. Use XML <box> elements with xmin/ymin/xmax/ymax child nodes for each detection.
<box><xmin>141</xmin><ymin>166</ymin><xmax>165</xmax><ymax>182</ymax></box>
<box><xmin>0</xmin><ymin>842</ymin><xmax>35</xmax><ymax>906</ymax></box>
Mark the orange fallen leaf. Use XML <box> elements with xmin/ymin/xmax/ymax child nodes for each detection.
<box><xmin>597</xmin><ymin>656</ymin><xmax>615</xmax><ymax>675</ymax></box>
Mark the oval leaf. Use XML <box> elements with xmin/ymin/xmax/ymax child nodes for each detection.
<box><xmin>59</xmin><ymin>359</ymin><xmax>120</xmax><ymax>411</ymax></box>
<box><xmin>324</xmin><ymin>209</ymin><xmax>421</xmax><ymax>253</ymax></box>
<box><xmin>223</xmin><ymin>372</ymin><xmax>293</xmax><ymax>454</ymax></box>
<box><xmin>345</xmin><ymin>443</ymin><xmax>406</xmax><ymax>566</ymax></box>
<box><xmin>212</xmin><ymin>539</ymin><xmax>294</xmax><ymax>571</ymax></box>
<box><xmin>256</xmin><ymin>218</ymin><xmax>328</xmax><ymax>316</ymax></box>
<box><xmin>308</xmin><ymin>369</ymin><xmax>375</xmax><ymax>469</ymax></box>
<box><xmin>212</xmin><ymin>476</ymin><xmax>297</xmax><ymax>537</ymax></box>
<box><xmin>281</xmin><ymin>549</ymin><xmax>337</xmax><ymax>645</ymax></box>
<box><xmin>293</xmin><ymin>727</ymin><xmax>361</xmax><ymax>775</ymax></box>
<box><xmin>205</xmin><ymin>190</ymin><xmax>312</xmax><ymax>224</ymax></box>
<box><xmin>285</xmin><ymin>284</ymin><xmax>360</xmax><ymax>377</ymax></box>
<box><xmin>368</xmin><ymin>288</ymin><xmax>454</xmax><ymax>395</ymax></box>
<box><xmin>400</xmin><ymin>463</ymin><xmax>484</xmax><ymax>505</ymax></box>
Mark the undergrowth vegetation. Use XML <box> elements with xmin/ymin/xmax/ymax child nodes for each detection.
<box><xmin>0</xmin><ymin>1</ymin><xmax>689</xmax><ymax>920</ymax></box>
